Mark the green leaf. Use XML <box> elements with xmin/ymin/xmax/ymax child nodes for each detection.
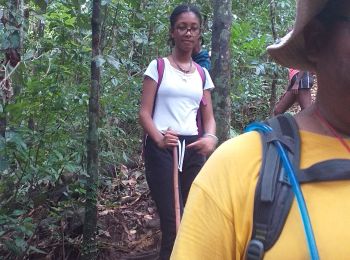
<box><xmin>9</xmin><ymin>33</ymin><xmax>20</xmax><ymax>49</ymax></box>
<box><xmin>135</xmin><ymin>13</ymin><xmax>145</xmax><ymax>21</ymax></box>
<box><xmin>94</xmin><ymin>55</ymin><xmax>105</xmax><ymax>68</ymax></box>
<box><xmin>11</xmin><ymin>210</ymin><xmax>26</xmax><ymax>216</ymax></box>
<box><xmin>122</xmin><ymin>151</ymin><xmax>129</xmax><ymax>162</ymax></box>
<box><xmin>29</xmin><ymin>246</ymin><xmax>47</xmax><ymax>255</ymax></box>
<box><xmin>101</xmin><ymin>0</ymin><xmax>111</xmax><ymax>5</ymax></box>
<box><xmin>1</xmin><ymin>39</ymin><xmax>10</xmax><ymax>49</ymax></box>
<box><xmin>64</xmin><ymin>163</ymin><xmax>79</xmax><ymax>173</ymax></box>
<box><xmin>15</xmin><ymin>237</ymin><xmax>27</xmax><ymax>252</ymax></box>
<box><xmin>106</xmin><ymin>55</ymin><xmax>120</xmax><ymax>70</ymax></box>
<box><xmin>0</xmin><ymin>158</ymin><xmax>8</xmax><ymax>172</ymax></box>
<box><xmin>65</xmin><ymin>17</ymin><xmax>76</xmax><ymax>27</ymax></box>
<box><xmin>111</xmin><ymin>78</ymin><xmax>118</xmax><ymax>86</ymax></box>
<box><xmin>4</xmin><ymin>239</ymin><xmax>21</xmax><ymax>255</ymax></box>
<box><xmin>23</xmin><ymin>50</ymin><xmax>35</xmax><ymax>61</ymax></box>
<box><xmin>53</xmin><ymin>150</ymin><xmax>64</xmax><ymax>161</ymax></box>
<box><xmin>6</xmin><ymin>132</ymin><xmax>27</xmax><ymax>151</ymax></box>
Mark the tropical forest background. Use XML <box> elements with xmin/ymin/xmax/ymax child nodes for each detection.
<box><xmin>0</xmin><ymin>0</ymin><xmax>297</xmax><ymax>259</ymax></box>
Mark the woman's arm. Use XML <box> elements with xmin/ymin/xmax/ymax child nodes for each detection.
<box><xmin>201</xmin><ymin>90</ymin><xmax>216</xmax><ymax>136</ymax></box>
<box><xmin>139</xmin><ymin>76</ymin><xmax>178</xmax><ymax>149</ymax></box>
<box><xmin>186</xmin><ymin>90</ymin><xmax>217</xmax><ymax>156</ymax></box>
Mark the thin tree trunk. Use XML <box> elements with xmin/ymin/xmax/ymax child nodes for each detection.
<box><xmin>211</xmin><ymin>0</ymin><xmax>233</xmax><ymax>144</ymax></box>
<box><xmin>81</xmin><ymin>0</ymin><xmax>101</xmax><ymax>259</ymax></box>
<box><xmin>269</xmin><ymin>0</ymin><xmax>278</xmax><ymax>116</ymax></box>
<box><xmin>0</xmin><ymin>0</ymin><xmax>22</xmax><ymax>168</ymax></box>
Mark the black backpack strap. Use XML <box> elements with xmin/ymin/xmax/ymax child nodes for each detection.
<box><xmin>298</xmin><ymin>159</ymin><xmax>350</xmax><ymax>183</ymax></box>
<box><xmin>246</xmin><ymin>114</ymin><xmax>300</xmax><ymax>260</ymax></box>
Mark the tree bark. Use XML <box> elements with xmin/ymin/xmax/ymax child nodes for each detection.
<box><xmin>1</xmin><ymin>0</ymin><xmax>20</xmax><ymax>138</ymax></box>
<box><xmin>0</xmin><ymin>0</ymin><xmax>22</xmax><ymax>171</ymax></box>
<box><xmin>211</xmin><ymin>0</ymin><xmax>233</xmax><ymax>144</ymax></box>
<box><xmin>269</xmin><ymin>0</ymin><xmax>278</xmax><ymax>116</ymax></box>
<box><xmin>81</xmin><ymin>0</ymin><xmax>101</xmax><ymax>259</ymax></box>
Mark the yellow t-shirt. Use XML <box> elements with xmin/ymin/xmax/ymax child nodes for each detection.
<box><xmin>171</xmin><ymin>130</ymin><xmax>350</xmax><ymax>260</ymax></box>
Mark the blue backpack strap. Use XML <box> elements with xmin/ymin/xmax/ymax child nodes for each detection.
<box><xmin>246</xmin><ymin>114</ymin><xmax>350</xmax><ymax>260</ymax></box>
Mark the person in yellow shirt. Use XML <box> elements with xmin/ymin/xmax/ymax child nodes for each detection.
<box><xmin>171</xmin><ymin>0</ymin><xmax>350</xmax><ymax>259</ymax></box>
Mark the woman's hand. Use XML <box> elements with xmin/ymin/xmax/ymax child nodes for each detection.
<box><xmin>156</xmin><ymin>128</ymin><xmax>179</xmax><ymax>149</ymax></box>
<box><xmin>186</xmin><ymin>134</ymin><xmax>217</xmax><ymax>156</ymax></box>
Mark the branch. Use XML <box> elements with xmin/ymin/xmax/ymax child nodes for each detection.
<box><xmin>0</xmin><ymin>61</ymin><xmax>21</xmax><ymax>87</ymax></box>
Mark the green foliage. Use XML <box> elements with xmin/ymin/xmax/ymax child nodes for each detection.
<box><xmin>230</xmin><ymin>0</ymin><xmax>295</xmax><ymax>130</ymax></box>
<box><xmin>0</xmin><ymin>211</ymin><xmax>37</xmax><ymax>256</ymax></box>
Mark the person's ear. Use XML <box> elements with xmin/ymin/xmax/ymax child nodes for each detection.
<box><xmin>304</xmin><ymin>19</ymin><xmax>327</xmax><ymax>63</ymax></box>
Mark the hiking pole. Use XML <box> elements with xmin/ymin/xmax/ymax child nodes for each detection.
<box><xmin>173</xmin><ymin>146</ymin><xmax>181</xmax><ymax>233</ymax></box>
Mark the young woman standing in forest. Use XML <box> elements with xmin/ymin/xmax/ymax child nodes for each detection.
<box><xmin>139</xmin><ymin>4</ymin><xmax>217</xmax><ymax>260</ymax></box>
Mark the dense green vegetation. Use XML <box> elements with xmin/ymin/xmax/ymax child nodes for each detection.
<box><xmin>0</xmin><ymin>0</ymin><xmax>295</xmax><ymax>258</ymax></box>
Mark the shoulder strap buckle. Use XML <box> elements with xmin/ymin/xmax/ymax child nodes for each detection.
<box><xmin>246</xmin><ymin>239</ymin><xmax>264</xmax><ymax>260</ymax></box>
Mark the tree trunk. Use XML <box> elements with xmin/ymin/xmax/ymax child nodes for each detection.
<box><xmin>211</xmin><ymin>0</ymin><xmax>233</xmax><ymax>144</ymax></box>
<box><xmin>81</xmin><ymin>0</ymin><xmax>101</xmax><ymax>259</ymax></box>
<box><xmin>0</xmin><ymin>0</ymin><xmax>22</xmax><ymax>170</ymax></box>
<box><xmin>269</xmin><ymin>0</ymin><xmax>278</xmax><ymax>116</ymax></box>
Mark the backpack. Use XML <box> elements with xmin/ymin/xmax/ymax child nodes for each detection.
<box><xmin>245</xmin><ymin>113</ymin><xmax>350</xmax><ymax>260</ymax></box>
<box><xmin>155</xmin><ymin>58</ymin><xmax>207</xmax><ymax>136</ymax></box>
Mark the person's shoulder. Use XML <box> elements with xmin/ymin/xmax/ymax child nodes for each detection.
<box><xmin>216</xmin><ymin>131</ymin><xmax>262</xmax><ymax>157</ymax></box>
<box><xmin>195</xmin><ymin>131</ymin><xmax>263</xmax><ymax>187</ymax></box>
<box><xmin>144</xmin><ymin>59</ymin><xmax>161</xmax><ymax>81</ymax></box>
<box><xmin>149</xmin><ymin>59</ymin><xmax>158</xmax><ymax>67</ymax></box>
<box><xmin>144</xmin><ymin>59</ymin><xmax>158</xmax><ymax>71</ymax></box>
<box><xmin>192</xmin><ymin>131</ymin><xmax>262</xmax><ymax>218</ymax></box>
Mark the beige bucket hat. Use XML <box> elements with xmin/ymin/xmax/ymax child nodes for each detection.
<box><xmin>267</xmin><ymin>0</ymin><xmax>329</xmax><ymax>71</ymax></box>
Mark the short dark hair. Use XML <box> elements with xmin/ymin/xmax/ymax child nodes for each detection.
<box><xmin>169</xmin><ymin>4</ymin><xmax>202</xmax><ymax>29</ymax></box>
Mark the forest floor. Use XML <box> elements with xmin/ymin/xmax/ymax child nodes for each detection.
<box><xmin>7</xmin><ymin>163</ymin><xmax>161</xmax><ymax>260</ymax></box>
<box><xmin>97</xmin><ymin>164</ymin><xmax>161</xmax><ymax>260</ymax></box>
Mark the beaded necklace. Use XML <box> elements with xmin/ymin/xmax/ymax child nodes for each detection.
<box><xmin>172</xmin><ymin>57</ymin><xmax>192</xmax><ymax>73</ymax></box>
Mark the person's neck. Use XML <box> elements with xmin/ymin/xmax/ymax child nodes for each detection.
<box><xmin>318</xmin><ymin>74</ymin><xmax>350</xmax><ymax>134</ymax></box>
<box><xmin>314</xmin><ymin>101</ymin><xmax>350</xmax><ymax>138</ymax></box>
<box><xmin>172</xmin><ymin>49</ymin><xmax>192</xmax><ymax>63</ymax></box>
<box><xmin>296</xmin><ymin>103</ymin><xmax>350</xmax><ymax>138</ymax></box>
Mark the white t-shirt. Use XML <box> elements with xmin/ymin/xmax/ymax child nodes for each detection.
<box><xmin>144</xmin><ymin>58</ymin><xmax>215</xmax><ymax>135</ymax></box>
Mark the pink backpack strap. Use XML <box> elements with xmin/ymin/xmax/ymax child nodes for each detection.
<box><xmin>193</xmin><ymin>62</ymin><xmax>208</xmax><ymax>136</ymax></box>
<box><xmin>193</xmin><ymin>62</ymin><xmax>207</xmax><ymax>106</ymax></box>
<box><xmin>142</xmin><ymin>58</ymin><xmax>165</xmax><ymax>159</ymax></box>
<box><xmin>151</xmin><ymin>58</ymin><xmax>165</xmax><ymax>117</ymax></box>
<box><xmin>156</xmin><ymin>58</ymin><xmax>165</xmax><ymax>90</ymax></box>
